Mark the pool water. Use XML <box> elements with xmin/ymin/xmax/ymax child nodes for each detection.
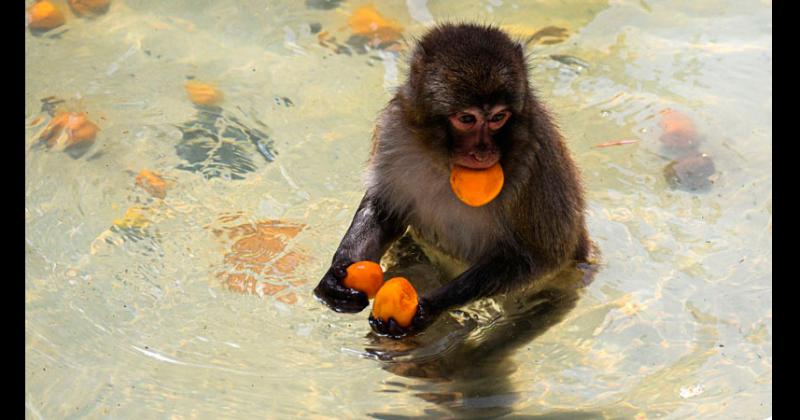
<box><xmin>25</xmin><ymin>0</ymin><xmax>771</xmax><ymax>418</ymax></box>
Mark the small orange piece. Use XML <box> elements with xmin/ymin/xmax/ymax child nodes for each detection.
<box><xmin>135</xmin><ymin>169</ymin><xmax>168</xmax><ymax>199</ymax></box>
<box><xmin>27</xmin><ymin>1</ymin><xmax>66</xmax><ymax>31</ymax></box>
<box><xmin>38</xmin><ymin>112</ymin><xmax>99</xmax><ymax>149</ymax></box>
<box><xmin>68</xmin><ymin>0</ymin><xmax>110</xmax><ymax>16</ymax></box>
<box><xmin>112</xmin><ymin>206</ymin><xmax>149</xmax><ymax>230</ymax></box>
<box><xmin>372</xmin><ymin>277</ymin><xmax>418</xmax><ymax>327</ymax></box>
<box><xmin>449</xmin><ymin>163</ymin><xmax>504</xmax><ymax>207</ymax></box>
<box><xmin>347</xmin><ymin>5</ymin><xmax>403</xmax><ymax>43</ymax></box>
<box><xmin>342</xmin><ymin>261</ymin><xmax>384</xmax><ymax>298</ymax></box>
<box><xmin>185</xmin><ymin>81</ymin><xmax>224</xmax><ymax>106</ymax></box>
<box><xmin>659</xmin><ymin>109</ymin><xmax>696</xmax><ymax>133</ymax></box>
<box><xmin>658</xmin><ymin>109</ymin><xmax>699</xmax><ymax>148</ymax></box>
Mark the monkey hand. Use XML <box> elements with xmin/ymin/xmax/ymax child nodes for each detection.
<box><xmin>368</xmin><ymin>298</ymin><xmax>438</xmax><ymax>338</ymax></box>
<box><xmin>313</xmin><ymin>260</ymin><xmax>369</xmax><ymax>313</ymax></box>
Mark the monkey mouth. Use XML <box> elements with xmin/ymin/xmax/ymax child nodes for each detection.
<box><xmin>453</xmin><ymin>149</ymin><xmax>501</xmax><ymax>170</ymax></box>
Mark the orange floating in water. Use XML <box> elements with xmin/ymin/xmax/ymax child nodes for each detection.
<box><xmin>185</xmin><ymin>81</ymin><xmax>224</xmax><ymax>106</ymax></box>
<box><xmin>347</xmin><ymin>5</ymin><xmax>403</xmax><ymax>43</ymax></box>
<box><xmin>27</xmin><ymin>1</ymin><xmax>66</xmax><ymax>31</ymax></box>
<box><xmin>135</xmin><ymin>169</ymin><xmax>168</xmax><ymax>199</ymax></box>
<box><xmin>659</xmin><ymin>109</ymin><xmax>695</xmax><ymax>133</ymax></box>
<box><xmin>38</xmin><ymin>112</ymin><xmax>99</xmax><ymax>149</ymax></box>
<box><xmin>372</xmin><ymin>277</ymin><xmax>418</xmax><ymax>327</ymax></box>
<box><xmin>112</xmin><ymin>206</ymin><xmax>149</xmax><ymax>230</ymax></box>
<box><xmin>342</xmin><ymin>261</ymin><xmax>384</xmax><ymax>298</ymax></box>
<box><xmin>450</xmin><ymin>163</ymin><xmax>504</xmax><ymax>207</ymax></box>
<box><xmin>658</xmin><ymin>108</ymin><xmax>699</xmax><ymax>149</ymax></box>
<box><xmin>68</xmin><ymin>0</ymin><xmax>110</xmax><ymax>16</ymax></box>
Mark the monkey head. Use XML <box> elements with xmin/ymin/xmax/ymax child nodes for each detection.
<box><xmin>405</xmin><ymin>23</ymin><xmax>530</xmax><ymax>170</ymax></box>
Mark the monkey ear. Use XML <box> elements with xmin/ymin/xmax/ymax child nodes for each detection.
<box><xmin>417</xmin><ymin>41</ymin><xmax>428</xmax><ymax>56</ymax></box>
<box><xmin>409</xmin><ymin>49</ymin><xmax>426</xmax><ymax>91</ymax></box>
<box><xmin>410</xmin><ymin>48</ymin><xmax>425</xmax><ymax>74</ymax></box>
<box><xmin>514</xmin><ymin>42</ymin><xmax>525</xmax><ymax>58</ymax></box>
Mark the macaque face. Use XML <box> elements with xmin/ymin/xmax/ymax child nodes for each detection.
<box><xmin>448</xmin><ymin>104</ymin><xmax>510</xmax><ymax>169</ymax></box>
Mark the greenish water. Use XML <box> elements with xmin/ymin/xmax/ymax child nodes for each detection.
<box><xmin>26</xmin><ymin>0</ymin><xmax>771</xmax><ymax>418</ymax></box>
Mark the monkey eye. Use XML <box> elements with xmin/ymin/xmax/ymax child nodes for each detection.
<box><xmin>458</xmin><ymin>114</ymin><xmax>477</xmax><ymax>124</ymax></box>
<box><xmin>490</xmin><ymin>112</ymin><xmax>507</xmax><ymax>122</ymax></box>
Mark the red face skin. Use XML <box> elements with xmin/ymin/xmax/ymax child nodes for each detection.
<box><xmin>448</xmin><ymin>104</ymin><xmax>511</xmax><ymax>170</ymax></box>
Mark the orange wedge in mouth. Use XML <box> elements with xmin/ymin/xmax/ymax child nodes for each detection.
<box><xmin>450</xmin><ymin>163</ymin><xmax>504</xmax><ymax>207</ymax></box>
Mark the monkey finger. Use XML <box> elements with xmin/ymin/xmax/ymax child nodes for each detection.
<box><xmin>325</xmin><ymin>278</ymin><xmax>368</xmax><ymax>304</ymax></box>
<box><xmin>313</xmin><ymin>291</ymin><xmax>368</xmax><ymax>313</ymax></box>
<box><xmin>367</xmin><ymin>315</ymin><xmax>391</xmax><ymax>336</ymax></box>
<box><xmin>386</xmin><ymin>319</ymin><xmax>407</xmax><ymax>337</ymax></box>
<box><xmin>368</xmin><ymin>314</ymin><xmax>413</xmax><ymax>338</ymax></box>
<box><xmin>317</xmin><ymin>266</ymin><xmax>356</xmax><ymax>298</ymax></box>
<box><xmin>411</xmin><ymin>300</ymin><xmax>432</xmax><ymax>330</ymax></box>
<box><xmin>329</xmin><ymin>296</ymin><xmax>369</xmax><ymax>313</ymax></box>
<box><xmin>313</xmin><ymin>277</ymin><xmax>368</xmax><ymax>313</ymax></box>
<box><xmin>331</xmin><ymin>259</ymin><xmax>354</xmax><ymax>279</ymax></box>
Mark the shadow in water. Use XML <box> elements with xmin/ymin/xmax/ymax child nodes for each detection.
<box><xmin>363</xmin><ymin>235</ymin><xmax>599</xmax><ymax>418</ymax></box>
<box><xmin>174</xmin><ymin>105</ymin><xmax>276</xmax><ymax>180</ymax></box>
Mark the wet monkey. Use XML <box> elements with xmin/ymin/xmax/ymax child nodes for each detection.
<box><xmin>314</xmin><ymin>23</ymin><xmax>591</xmax><ymax>337</ymax></box>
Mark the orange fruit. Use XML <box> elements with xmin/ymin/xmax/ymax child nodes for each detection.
<box><xmin>658</xmin><ymin>109</ymin><xmax>699</xmax><ymax>148</ymax></box>
<box><xmin>371</xmin><ymin>277</ymin><xmax>418</xmax><ymax>327</ymax></box>
<box><xmin>659</xmin><ymin>109</ymin><xmax>695</xmax><ymax>133</ymax></box>
<box><xmin>347</xmin><ymin>5</ymin><xmax>403</xmax><ymax>43</ymax></box>
<box><xmin>185</xmin><ymin>81</ymin><xmax>224</xmax><ymax>106</ymax></box>
<box><xmin>112</xmin><ymin>206</ymin><xmax>149</xmax><ymax>230</ymax></box>
<box><xmin>27</xmin><ymin>1</ymin><xmax>65</xmax><ymax>31</ymax></box>
<box><xmin>342</xmin><ymin>261</ymin><xmax>384</xmax><ymax>298</ymax></box>
<box><xmin>449</xmin><ymin>163</ymin><xmax>504</xmax><ymax>207</ymax></box>
<box><xmin>68</xmin><ymin>0</ymin><xmax>110</xmax><ymax>16</ymax></box>
<box><xmin>135</xmin><ymin>169</ymin><xmax>168</xmax><ymax>199</ymax></box>
<box><xmin>39</xmin><ymin>112</ymin><xmax>99</xmax><ymax>149</ymax></box>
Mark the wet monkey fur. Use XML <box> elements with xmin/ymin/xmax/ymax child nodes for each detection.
<box><xmin>314</xmin><ymin>23</ymin><xmax>591</xmax><ymax>337</ymax></box>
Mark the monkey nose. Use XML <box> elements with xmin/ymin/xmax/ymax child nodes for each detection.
<box><xmin>471</xmin><ymin>148</ymin><xmax>496</xmax><ymax>162</ymax></box>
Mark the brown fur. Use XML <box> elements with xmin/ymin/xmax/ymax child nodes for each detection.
<box><xmin>366</xmin><ymin>23</ymin><xmax>588</xmax><ymax>272</ymax></box>
<box><xmin>315</xmin><ymin>23</ymin><xmax>590</xmax><ymax>333</ymax></box>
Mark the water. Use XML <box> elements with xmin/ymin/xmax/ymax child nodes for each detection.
<box><xmin>25</xmin><ymin>0</ymin><xmax>771</xmax><ymax>418</ymax></box>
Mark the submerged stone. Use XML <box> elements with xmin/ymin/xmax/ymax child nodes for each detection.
<box><xmin>663</xmin><ymin>153</ymin><xmax>716</xmax><ymax>191</ymax></box>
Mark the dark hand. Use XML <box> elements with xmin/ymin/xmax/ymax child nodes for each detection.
<box><xmin>313</xmin><ymin>260</ymin><xmax>369</xmax><ymax>313</ymax></box>
<box><xmin>368</xmin><ymin>298</ymin><xmax>438</xmax><ymax>338</ymax></box>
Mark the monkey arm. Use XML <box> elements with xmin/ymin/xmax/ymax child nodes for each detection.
<box><xmin>313</xmin><ymin>193</ymin><xmax>406</xmax><ymax>313</ymax></box>
<box><xmin>425</xmin><ymin>247</ymin><xmax>536</xmax><ymax>313</ymax></box>
<box><xmin>370</xmin><ymin>243</ymin><xmax>542</xmax><ymax>337</ymax></box>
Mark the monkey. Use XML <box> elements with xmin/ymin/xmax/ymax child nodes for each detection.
<box><xmin>313</xmin><ymin>23</ymin><xmax>591</xmax><ymax>338</ymax></box>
